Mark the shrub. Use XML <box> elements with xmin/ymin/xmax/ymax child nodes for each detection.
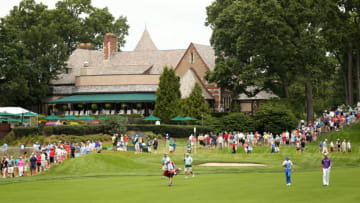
<box><xmin>12</xmin><ymin>126</ymin><xmax>39</xmax><ymax>137</ymax></box>
<box><xmin>91</xmin><ymin>104</ymin><xmax>98</xmax><ymax>110</ymax></box>
<box><xmin>211</xmin><ymin>112</ymin><xmax>230</xmax><ymax>118</ymax></box>
<box><xmin>253</xmin><ymin>102</ymin><xmax>298</xmax><ymax>135</ymax></box>
<box><xmin>1</xmin><ymin>131</ymin><xmax>16</xmax><ymax>145</ymax></box>
<box><xmin>220</xmin><ymin>113</ymin><xmax>255</xmax><ymax>132</ymax></box>
<box><xmin>43</xmin><ymin>126</ymin><xmax>54</xmax><ymax>136</ymax></box>
<box><xmin>104</xmin><ymin>115</ymin><xmax>127</xmax><ymax>135</ymax></box>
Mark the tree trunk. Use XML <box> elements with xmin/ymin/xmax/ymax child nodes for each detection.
<box><xmin>343</xmin><ymin>70</ymin><xmax>349</xmax><ymax>105</ymax></box>
<box><xmin>305</xmin><ymin>77</ymin><xmax>314</xmax><ymax>123</ymax></box>
<box><xmin>281</xmin><ymin>77</ymin><xmax>290</xmax><ymax>98</ymax></box>
<box><xmin>357</xmin><ymin>50</ymin><xmax>360</xmax><ymax>103</ymax></box>
<box><xmin>347</xmin><ymin>42</ymin><xmax>353</xmax><ymax>106</ymax></box>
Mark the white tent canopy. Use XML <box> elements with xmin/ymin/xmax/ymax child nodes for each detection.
<box><xmin>0</xmin><ymin>107</ymin><xmax>34</xmax><ymax>114</ymax></box>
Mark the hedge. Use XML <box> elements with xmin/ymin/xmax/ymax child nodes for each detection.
<box><xmin>126</xmin><ymin>124</ymin><xmax>214</xmax><ymax>138</ymax></box>
<box><xmin>12</xmin><ymin>124</ymin><xmax>213</xmax><ymax>138</ymax></box>
<box><xmin>44</xmin><ymin>125</ymin><xmax>105</xmax><ymax>136</ymax></box>
<box><xmin>12</xmin><ymin>127</ymin><xmax>39</xmax><ymax>137</ymax></box>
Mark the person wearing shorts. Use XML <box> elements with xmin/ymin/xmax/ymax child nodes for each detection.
<box><xmin>167</xmin><ymin>161</ymin><xmax>174</xmax><ymax>186</ymax></box>
<box><xmin>7</xmin><ymin>156</ymin><xmax>15</xmax><ymax>178</ymax></box>
<box><xmin>49</xmin><ymin>148</ymin><xmax>55</xmax><ymax>167</ymax></box>
<box><xmin>36</xmin><ymin>153</ymin><xmax>42</xmax><ymax>173</ymax></box>
<box><xmin>1</xmin><ymin>157</ymin><xmax>8</xmax><ymax>178</ymax></box>
<box><xmin>30</xmin><ymin>154</ymin><xmax>37</xmax><ymax>176</ymax></box>
<box><xmin>184</xmin><ymin>153</ymin><xmax>194</xmax><ymax>179</ymax></box>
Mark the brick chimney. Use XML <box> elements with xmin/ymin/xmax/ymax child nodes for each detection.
<box><xmin>103</xmin><ymin>33</ymin><xmax>117</xmax><ymax>60</ymax></box>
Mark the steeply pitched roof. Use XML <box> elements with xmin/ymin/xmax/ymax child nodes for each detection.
<box><xmin>134</xmin><ymin>28</ymin><xmax>158</xmax><ymax>52</ymax></box>
<box><xmin>236</xmin><ymin>86</ymin><xmax>279</xmax><ymax>100</ymax></box>
<box><xmin>51</xmin><ymin>48</ymin><xmax>186</xmax><ymax>85</ymax></box>
<box><xmin>192</xmin><ymin>43</ymin><xmax>216</xmax><ymax>71</ymax></box>
<box><xmin>180</xmin><ymin>68</ymin><xmax>213</xmax><ymax>99</ymax></box>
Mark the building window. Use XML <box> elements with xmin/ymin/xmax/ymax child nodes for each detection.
<box><xmin>190</xmin><ymin>52</ymin><xmax>194</xmax><ymax>64</ymax></box>
<box><xmin>65</xmin><ymin>67</ymin><xmax>72</xmax><ymax>74</ymax></box>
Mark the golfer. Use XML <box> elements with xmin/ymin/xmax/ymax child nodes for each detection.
<box><xmin>322</xmin><ymin>153</ymin><xmax>332</xmax><ymax>186</ymax></box>
<box><xmin>282</xmin><ymin>156</ymin><xmax>294</xmax><ymax>186</ymax></box>
<box><xmin>161</xmin><ymin>153</ymin><xmax>170</xmax><ymax>178</ymax></box>
<box><xmin>184</xmin><ymin>153</ymin><xmax>194</xmax><ymax>179</ymax></box>
<box><xmin>167</xmin><ymin>161</ymin><xmax>175</xmax><ymax>186</ymax></box>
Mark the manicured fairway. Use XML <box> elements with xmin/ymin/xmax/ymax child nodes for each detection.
<box><xmin>1</xmin><ymin>124</ymin><xmax>360</xmax><ymax>202</ymax></box>
<box><xmin>0</xmin><ymin>167</ymin><xmax>359</xmax><ymax>203</ymax></box>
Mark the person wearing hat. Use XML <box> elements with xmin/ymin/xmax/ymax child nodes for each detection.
<box><xmin>161</xmin><ymin>153</ymin><xmax>170</xmax><ymax>178</ymax></box>
<box><xmin>322</xmin><ymin>153</ymin><xmax>332</xmax><ymax>186</ymax></box>
<box><xmin>282</xmin><ymin>156</ymin><xmax>294</xmax><ymax>186</ymax></box>
<box><xmin>184</xmin><ymin>153</ymin><xmax>194</xmax><ymax>179</ymax></box>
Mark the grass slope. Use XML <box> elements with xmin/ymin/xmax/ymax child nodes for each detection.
<box><xmin>1</xmin><ymin>124</ymin><xmax>360</xmax><ymax>202</ymax></box>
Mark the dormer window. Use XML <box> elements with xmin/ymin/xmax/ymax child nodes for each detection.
<box><xmin>190</xmin><ymin>52</ymin><xmax>194</xmax><ymax>64</ymax></box>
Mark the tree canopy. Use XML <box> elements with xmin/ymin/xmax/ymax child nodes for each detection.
<box><xmin>0</xmin><ymin>0</ymin><xmax>129</xmax><ymax>107</ymax></box>
<box><xmin>206</xmin><ymin>0</ymin><xmax>359</xmax><ymax>122</ymax></box>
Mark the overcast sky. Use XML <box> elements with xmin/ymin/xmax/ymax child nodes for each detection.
<box><xmin>0</xmin><ymin>0</ymin><xmax>213</xmax><ymax>51</ymax></box>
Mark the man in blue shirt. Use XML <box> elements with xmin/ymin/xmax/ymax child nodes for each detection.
<box><xmin>282</xmin><ymin>156</ymin><xmax>294</xmax><ymax>186</ymax></box>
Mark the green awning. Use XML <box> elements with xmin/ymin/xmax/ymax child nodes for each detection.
<box><xmin>79</xmin><ymin>115</ymin><xmax>95</xmax><ymax>120</ymax></box>
<box><xmin>143</xmin><ymin>115</ymin><xmax>160</xmax><ymax>121</ymax></box>
<box><xmin>60</xmin><ymin>115</ymin><xmax>79</xmax><ymax>120</ymax></box>
<box><xmin>171</xmin><ymin>115</ymin><xmax>186</xmax><ymax>121</ymax></box>
<box><xmin>45</xmin><ymin>114</ymin><xmax>60</xmax><ymax>120</ymax></box>
<box><xmin>47</xmin><ymin>93</ymin><xmax>156</xmax><ymax>104</ymax></box>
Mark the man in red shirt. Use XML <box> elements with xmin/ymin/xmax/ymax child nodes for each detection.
<box><xmin>124</xmin><ymin>135</ymin><xmax>129</xmax><ymax>151</ymax></box>
<box><xmin>65</xmin><ymin>143</ymin><xmax>71</xmax><ymax>159</ymax></box>
<box><xmin>49</xmin><ymin>147</ymin><xmax>56</xmax><ymax>167</ymax></box>
<box><xmin>224</xmin><ymin>132</ymin><xmax>229</xmax><ymax>147</ymax></box>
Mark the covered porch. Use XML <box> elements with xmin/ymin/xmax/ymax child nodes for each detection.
<box><xmin>46</xmin><ymin>93</ymin><xmax>156</xmax><ymax>116</ymax></box>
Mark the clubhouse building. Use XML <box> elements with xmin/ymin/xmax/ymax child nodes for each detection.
<box><xmin>44</xmin><ymin>29</ymin><xmax>277</xmax><ymax>116</ymax></box>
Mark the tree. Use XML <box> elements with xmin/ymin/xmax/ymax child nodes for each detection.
<box><xmin>153</xmin><ymin>67</ymin><xmax>181</xmax><ymax>123</ymax></box>
<box><xmin>254</xmin><ymin>101</ymin><xmax>297</xmax><ymax>135</ymax></box>
<box><xmin>0</xmin><ymin>0</ymin><xmax>129</xmax><ymax>107</ymax></box>
<box><xmin>206</xmin><ymin>0</ymin><xmax>334</xmax><ymax>122</ymax></box>
<box><xmin>181</xmin><ymin>83</ymin><xmax>210</xmax><ymax>119</ymax></box>
<box><xmin>220</xmin><ymin>113</ymin><xmax>255</xmax><ymax>133</ymax></box>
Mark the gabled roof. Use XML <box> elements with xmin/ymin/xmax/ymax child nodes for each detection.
<box><xmin>236</xmin><ymin>86</ymin><xmax>279</xmax><ymax>101</ymax></box>
<box><xmin>134</xmin><ymin>28</ymin><xmax>158</xmax><ymax>52</ymax></box>
<box><xmin>180</xmin><ymin>68</ymin><xmax>213</xmax><ymax>100</ymax></box>
<box><xmin>192</xmin><ymin>43</ymin><xmax>216</xmax><ymax>71</ymax></box>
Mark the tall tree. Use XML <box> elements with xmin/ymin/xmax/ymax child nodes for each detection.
<box><xmin>153</xmin><ymin>67</ymin><xmax>181</xmax><ymax>123</ymax></box>
<box><xmin>0</xmin><ymin>0</ymin><xmax>129</xmax><ymax>107</ymax></box>
<box><xmin>181</xmin><ymin>83</ymin><xmax>210</xmax><ymax>119</ymax></box>
<box><xmin>206</xmin><ymin>0</ymin><xmax>334</xmax><ymax>122</ymax></box>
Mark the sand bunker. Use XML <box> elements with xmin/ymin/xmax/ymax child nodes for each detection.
<box><xmin>198</xmin><ymin>163</ymin><xmax>266</xmax><ymax>167</ymax></box>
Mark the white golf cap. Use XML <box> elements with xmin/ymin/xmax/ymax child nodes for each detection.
<box><xmin>324</xmin><ymin>153</ymin><xmax>328</xmax><ymax>156</ymax></box>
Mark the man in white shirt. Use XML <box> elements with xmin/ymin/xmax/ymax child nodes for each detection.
<box><xmin>218</xmin><ymin>135</ymin><xmax>223</xmax><ymax>150</ymax></box>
